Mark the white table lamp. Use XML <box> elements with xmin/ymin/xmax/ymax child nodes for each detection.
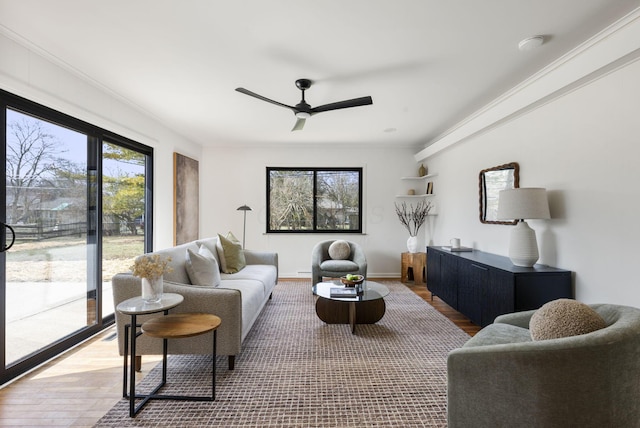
<box><xmin>497</xmin><ymin>188</ymin><xmax>550</xmax><ymax>267</ymax></box>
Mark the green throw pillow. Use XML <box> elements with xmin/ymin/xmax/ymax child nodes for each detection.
<box><xmin>218</xmin><ymin>233</ymin><xmax>246</xmax><ymax>273</ymax></box>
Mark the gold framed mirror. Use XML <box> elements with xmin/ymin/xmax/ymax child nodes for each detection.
<box><xmin>479</xmin><ymin>162</ymin><xmax>519</xmax><ymax>224</ymax></box>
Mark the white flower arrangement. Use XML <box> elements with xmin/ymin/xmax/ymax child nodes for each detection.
<box><xmin>130</xmin><ymin>254</ymin><xmax>173</xmax><ymax>280</ymax></box>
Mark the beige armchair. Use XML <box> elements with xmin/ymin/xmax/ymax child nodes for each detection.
<box><xmin>447</xmin><ymin>303</ymin><xmax>640</xmax><ymax>427</ymax></box>
<box><xmin>311</xmin><ymin>240</ymin><xmax>367</xmax><ymax>285</ymax></box>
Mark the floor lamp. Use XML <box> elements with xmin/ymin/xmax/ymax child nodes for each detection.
<box><xmin>236</xmin><ymin>205</ymin><xmax>252</xmax><ymax>249</ymax></box>
<box><xmin>497</xmin><ymin>188</ymin><xmax>550</xmax><ymax>267</ymax></box>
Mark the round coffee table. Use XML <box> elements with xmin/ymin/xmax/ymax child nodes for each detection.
<box><xmin>312</xmin><ymin>280</ymin><xmax>390</xmax><ymax>334</ymax></box>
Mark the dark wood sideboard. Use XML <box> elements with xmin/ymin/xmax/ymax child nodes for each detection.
<box><xmin>426</xmin><ymin>246</ymin><xmax>573</xmax><ymax>327</ymax></box>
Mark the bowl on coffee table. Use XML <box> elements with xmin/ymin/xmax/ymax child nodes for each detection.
<box><xmin>340</xmin><ymin>275</ymin><xmax>364</xmax><ymax>287</ymax></box>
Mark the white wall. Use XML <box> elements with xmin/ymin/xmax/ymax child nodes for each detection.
<box><xmin>0</xmin><ymin>30</ymin><xmax>427</xmax><ymax>278</ymax></box>
<box><xmin>5</xmin><ymin>11</ymin><xmax>640</xmax><ymax>304</ymax></box>
<box><xmin>418</xmin><ymin>53</ymin><xmax>640</xmax><ymax>307</ymax></box>
<box><xmin>200</xmin><ymin>145</ymin><xmax>420</xmax><ymax>277</ymax></box>
<box><xmin>0</xmin><ymin>32</ymin><xmax>201</xmax><ymax>250</ymax></box>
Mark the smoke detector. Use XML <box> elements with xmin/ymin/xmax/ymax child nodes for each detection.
<box><xmin>518</xmin><ymin>36</ymin><xmax>544</xmax><ymax>51</ymax></box>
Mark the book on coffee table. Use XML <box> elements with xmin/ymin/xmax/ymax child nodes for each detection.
<box><xmin>330</xmin><ymin>287</ymin><xmax>357</xmax><ymax>298</ymax></box>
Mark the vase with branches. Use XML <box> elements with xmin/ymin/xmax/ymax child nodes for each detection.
<box><xmin>395</xmin><ymin>200</ymin><xmax>433</xmax><ymax>252</ymax></box>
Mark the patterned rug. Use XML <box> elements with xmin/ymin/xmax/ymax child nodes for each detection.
<box><xmin>95</xmin><ymin>280</ymin><xmax>470</xmax><ymax>427</ymax></box>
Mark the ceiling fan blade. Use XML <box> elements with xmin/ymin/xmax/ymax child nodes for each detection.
<box><xmin>235</xmin><ymin>87</ymin><xmax>295</xmax><ymax>111</ymax></box>
<box><xmin>291</xmin><ymin>118</ymin><xmax>306</xmax><ymax>131</ymax></box>
<box><xmin>310</xmin><ymin>96</ymin><xmax>373</xmax><ymax>114</ymax></box>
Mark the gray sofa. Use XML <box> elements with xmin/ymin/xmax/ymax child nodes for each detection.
<box><xmin>112</xmin><ymin>237</ymin><xmax>278</xmax><ymax>370</ymax></box>
<box><xmin>447</xmin><ymin>303</ymin><xmax>640</xmax><ymax>427</ymax></box>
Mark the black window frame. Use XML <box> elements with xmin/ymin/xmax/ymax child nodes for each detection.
<box><xmin>0</xmin><ymin>88</ymin><xmax>153</xmax><ymax>386</ymax></box>
<box><xmin>266</xmin><ymin>167</ymin><xmax>363</xmax><ymax>233</ymax></box>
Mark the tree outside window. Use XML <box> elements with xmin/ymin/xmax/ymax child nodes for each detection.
<box><xmin>267</xmin><ymin>167</ymin><xmax>362</xmax><ymax>233</ymax></box>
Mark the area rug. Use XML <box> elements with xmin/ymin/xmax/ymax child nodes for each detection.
<box><xmin>95</xmin><ymin>280</ymin><xmax>470</xmax><ymax>427</ymax></box>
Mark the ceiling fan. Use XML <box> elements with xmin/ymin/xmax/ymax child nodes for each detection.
<box><xmin>235</xmin><ymin>79</ymin><xmax>373</xmax><ymax>131</ymax></box>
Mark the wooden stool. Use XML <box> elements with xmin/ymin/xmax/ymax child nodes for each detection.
<box><xmin>125</xmin><ymin>313</ymin><xmax>221</xmax><ymax>417</ymax></box>
<box><xmin>401</xmin><ymin>252</ymin><xmax>426</xmax><ymax>284</ymax></box>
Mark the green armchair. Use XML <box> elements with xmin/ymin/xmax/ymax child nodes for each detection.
<box><xmin>447</xmin><ymin>304</ymin><xmax>640</xmax><ymax>427</ymax></box>
<box><xmin>311</xmin><ymin>240</ymin><xmax>367</xmax><ymax>285</ymax></box>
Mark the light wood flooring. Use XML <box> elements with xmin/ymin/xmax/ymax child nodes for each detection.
<box><xmin>0</xmin><ymin>279</ymin><xmax>479</xmax><ymax>427</ymax></box>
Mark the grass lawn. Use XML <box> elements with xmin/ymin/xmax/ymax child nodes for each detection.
<box><xmin>6</xmin><ymin>235</ymin><xmax>145</xmax><ymax>282</ymax></box>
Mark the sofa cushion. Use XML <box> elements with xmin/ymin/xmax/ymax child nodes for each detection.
<box><xmin>328</xmin><ymin>240</ymin><xmax>351</xmax><ymax>260</ymax></box>
<box><xmin>151</xmin><ymin>242</ymin><xmax>199</xmax><ymax>284</ymax></box>
<box><xmin>196</xmin><ymin>237</ymin><xmax>221</xmax><ymax>268</ymax></box>
<box><xmin>217</xmin><ymin>233</ymin><xmax>246</xmax><ymax>274</ymax></box>
<box><xmin>185</xmin><ymin>246</ymin><xmax>221</xmax><ymax>287</ymax></box>
<box><xmin>215</xmin><ymin>236</ymin><xmax>228</xmax><ymax>273</ymax></box>
<box><xmin>530</xmin><ymin>298</ymin><xmax>607</xmax><ymax>341</ymax></box>
<box><xmin>218</xmin><ymin>279</ymin><xmax>265</xmax><ymax>336</ymax></box>
<box><xmin>220</xmin><ymin>264</ymin><xmax>277</xmax><ymax>299</ymax></box>
<box><xmin>463</xmin><ymin>323</ymin><xmax>532</xmax><ymax>348</ymax></box>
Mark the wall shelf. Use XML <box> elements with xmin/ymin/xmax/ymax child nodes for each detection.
<box><xmin>400</xmin><ymin>173</ymin><xmax>438</xmax><ymax>181</ymax></box>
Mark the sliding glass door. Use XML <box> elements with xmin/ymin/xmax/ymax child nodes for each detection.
<box><xmin>4</xmin><ymin>108</ymin><xmax>94</xmax><ymax>365</ymax></box>
<box><xmin>101</xmin><ymin>142</ymin><xmax>147</xmax><ymax>319</ymax></box>
<box><xmin>0</xmin><ymin>90</ymin><xmax>153</xmax><ymax>385</ymax></box>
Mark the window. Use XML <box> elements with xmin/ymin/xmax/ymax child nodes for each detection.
<box><xmin>267</xmin><ymin>167</ymin><xmax>362</xmax><ymax>233</ymax></box>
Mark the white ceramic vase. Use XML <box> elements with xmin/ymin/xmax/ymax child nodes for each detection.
<box><xmin>407</xmin><ymin>236</ymin><xmax>419</xmax><ymax>253</ymax></box>
<box><xmin>142</xmin><ymin>275</ymin><xmax>163</xmax><ymax>303</ymax></box>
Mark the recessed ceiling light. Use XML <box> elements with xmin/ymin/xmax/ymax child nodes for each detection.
<box><xmin>518</xmin><ymin>36</ymin><xmax>544</xmax><ymax>51</ymax></box>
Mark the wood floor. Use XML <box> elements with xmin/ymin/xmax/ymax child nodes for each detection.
<box><xmin>0</xmin><ymin>279</ymin><xmax>479</xmax><ymax>427</ymax></box>
<box><xmin>403</xmin><ymin>281</ymin><xmax>481</xmax><ymax>337</ymax></box>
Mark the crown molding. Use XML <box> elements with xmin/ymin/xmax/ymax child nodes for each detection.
<box><xmin>415</xmin><ymin>7</ymin><xmax>640</xmax><ymax>162</ymax></box>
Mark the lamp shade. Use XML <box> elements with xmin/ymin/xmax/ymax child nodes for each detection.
<box><xmin>497</xmin><ymin>188</ymin><xmax>550</xmax><ymax>220</ymax></box>
<box><xmin>237</xmin><ymin>205</ymin><xmax>252</xmax><ymax>211</ymax></box>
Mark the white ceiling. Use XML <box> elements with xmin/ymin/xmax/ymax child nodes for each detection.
<box><xmin>1</xmin><ymin>0</ymin><xmax>638</xmax><ymax>149</ymax></box>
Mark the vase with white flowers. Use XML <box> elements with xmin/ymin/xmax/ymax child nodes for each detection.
<box><xmin>395</xmin><ymin>200</ymin><xmax>433</xmax><ymax>253</ymax></box>
<box><xmin>131</xmin><ymin>254</ymin><xmax>173</xmax><ymax>303</ymax></box>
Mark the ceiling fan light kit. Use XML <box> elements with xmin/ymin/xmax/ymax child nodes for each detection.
<box><xmin>236</xmin><ymin>78</ymin><xmax>373</xmax><ymax>131</ymax></box>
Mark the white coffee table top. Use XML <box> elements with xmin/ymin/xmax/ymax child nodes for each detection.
<box><xmin>116</xmin><ymin>293</ymin><xmax>184</xmax><ymax>315</ymax></box>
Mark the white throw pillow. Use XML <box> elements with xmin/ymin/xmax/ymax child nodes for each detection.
<box><xmin>185</xmin><ymin>247</ymin><xmax>221</xmax><ymax>287</ymax></box>
<box><xmin>328</xmin><ymin>240</ymin><xmax>351</xmax><ymax>260</ymax></box>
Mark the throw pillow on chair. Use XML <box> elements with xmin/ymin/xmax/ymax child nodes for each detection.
<box><xmin>328</xmin><ymin>240</ymin><xmax>351</xmax><ymax>260</ymax></box>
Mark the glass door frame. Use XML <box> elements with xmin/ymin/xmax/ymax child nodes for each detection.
<box><xmin>0</xmin><ymin>89</ymin><xmax>153</xmax><ymax>385</ymax></box>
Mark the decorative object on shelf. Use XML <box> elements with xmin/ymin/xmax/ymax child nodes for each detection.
<box><xmin>418</xmin><ymin>163</ymin><xmax>427</xmax><ymax>177</ymax></box>
<box><xmin>497</xmin><ymin>187</ymin><xmax>550</xmax><ymax>267</ymax></box>
<box><xmin>395</xmin><ymin>200</ymin><xmax>433</xmax><ymax>253</ymax></box>
<box><xmin>407</xmin><ymin>189</ymin><xmax>415</xmax><ymax>195</ymax></box>
<box><xmin>131</xmin><ymin>254</ymin><xmax>173</xmax><ymax>303</ymax></box>
<box><xmin>236</xmin><ymin>204</ymin><xmax>252</xmax><ymax>249</ymax></box>
<box><xmin>450</xmin><ymin>238</ymin><xmax>461</xmax><ymax>249</ymax></box>
<box><xmin>426</xmin><ymin>181</ymin><xmax>434</xmax><ymax>194</ymax></box>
